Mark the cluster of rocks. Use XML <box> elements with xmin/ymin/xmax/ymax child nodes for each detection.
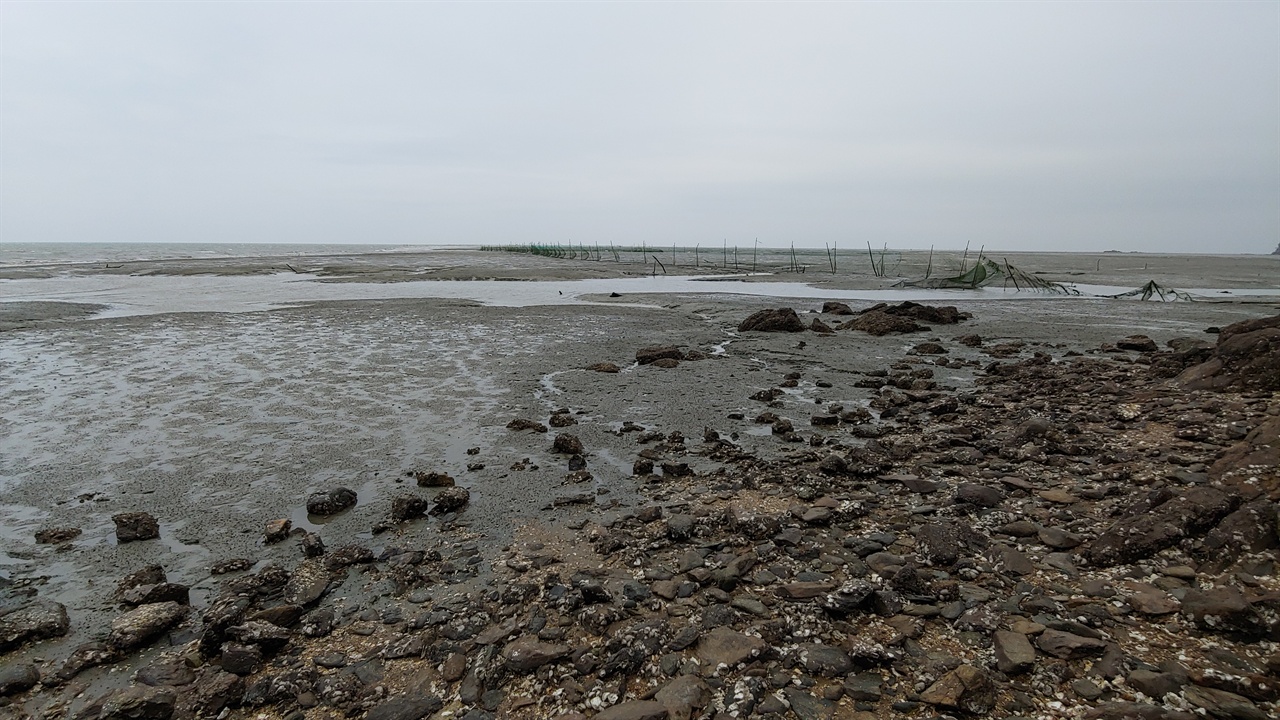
<box><xmin>737</xmin><ymin>303</ymin><xmax>970</xmax><ymax>338</ymax></box>
<box><xmin>3</xmin><ymin>308</ymin><xmax>1277</xmax><ymax>720</ymax></box>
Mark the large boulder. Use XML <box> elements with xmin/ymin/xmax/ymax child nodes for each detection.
<box><xmin>737</xmin><ymin>308</ymin><xmax>805</xmax><ymax>332</ymax></box>
<box><xmin>1210</xmin><ymin>417</ymin><xmax>1280</xmax><ymax>487</ymax></box>
<box><xmin>1179</xmin><ymin>314</ymin><xmax>1280</xmax><ymax>392</ymax></box>
<box><xmin>1085</xmin><ymin>487</ymin><xmax>1241</xmax><ymax>567</ymax></box>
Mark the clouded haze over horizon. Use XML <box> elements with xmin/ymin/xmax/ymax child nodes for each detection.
<box><xmin>3</xmin><ymin>2</ymin><xmax>1277</xmax><ymax>253</ymax></box>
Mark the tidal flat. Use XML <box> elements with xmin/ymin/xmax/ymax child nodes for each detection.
<box><xmin>1</xmin><ymin>247</ymin><xmax>1278</xmax><ymax>720</ymax></box>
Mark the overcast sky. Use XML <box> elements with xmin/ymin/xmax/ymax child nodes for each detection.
<box><xmin>3</xmin><ymin>2</ymin><xmax>1277</xmax><ymax>252</ymax></box>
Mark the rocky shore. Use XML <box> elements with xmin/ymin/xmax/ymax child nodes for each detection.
<box><xmin>2</xmin><ymin>302</ymin><xmax>1278</xmax><ymax>720</ymax></box>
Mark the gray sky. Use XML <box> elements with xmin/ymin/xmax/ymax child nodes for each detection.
<box><xmin>3</xmin><ymin>2</ymin><xmax>1277</xmax><ymax>252</ymax></box>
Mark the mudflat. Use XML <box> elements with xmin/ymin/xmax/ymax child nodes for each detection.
<box><xmin>1</xmin><ymin>249</ymin><xmax>1277</xmax><ymax>720</ymax></box>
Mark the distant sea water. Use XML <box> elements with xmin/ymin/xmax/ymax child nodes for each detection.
<box><xmin>0</xmin><ymin>242</ymin><xmax>450</xmax><ymax>267</ymax></box>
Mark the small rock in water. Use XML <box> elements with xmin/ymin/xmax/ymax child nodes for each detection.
<box><xmin>306</xmin><ymin>487</ymin><xmax>357</xmax><ymax>516</ymax></box>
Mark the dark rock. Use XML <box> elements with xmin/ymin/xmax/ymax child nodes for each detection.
<box><xmin>284</xmin><ymin>560</ymin><xmax>331</xmax><ymax>606</ymax></box>
<box><xmin>1184</xmin><ymin>685</ymin><xmax>1269</xmax><ymax>720</ymax></box>
<box><xmin>651</xmin><ymin>358</ymin><xmax>680</xmax><ymax>369</ymax></box>
<box><xmin>1180</xmin><ymin>313</ymin><xmax>1280</xmax><ymax>392</ymax></box>
<box><xmin>0</xmin><ymin>662</ymin><xmax>39</xmax><ymax>696</ymax></box>
<box><xmin>821</xmin><ymin>301</ymin><xmax>854</xmax><ymax>315</ymax></box>
<box><xmin>1181</xmin><ymin>586</ymin><xmax>1267</xmax><ymax>637</ymax></box>
<box><xmin>843</xmin><ymin>672</ymin><xmax>882</xmax><ymax>702</ymax></box>
<box><xmin>56</xmin><ymin>642</ymin><xmax>118</xmax><ymax>683</ymax></box>
<box><xmin>429</xmin><ymin>486</ymin><xmax>471</xmax><ymax>515</ymax></box>
<box><xmin>92</xmin><ymin>685</ymin><xmax>177</xmax><ymax>720</ymax></box>
<box><xmin>697</xmin><ymin>627</ymin><xmax>768</xmax><ymax>667</ymax></box>
<box><xmin>121</xmin><ymin>583</ymin><xmax>190</xmax><ymax>607</ymax></box>
<box><xmin>654</xmin><ymin>675</ymin><xmax>710</xmax><ymax>720</ymax></box>
<box><xmin>738</xmin><ymin>308</ymin><xmax>805</xmax><ymax>333</ymax></box>
<box><xmin>34</xmin><ymin>526</ymin><xmax>82</xmax><ymax>544</ymax></box>
<box><xmin>390</xmin><ymin>495</ymin><xmax>430</xmax><ymax>521</ymax></box>
<box><xmin>783</xmin><ymin>688</ymin><xmax>836</xmax><ymax>720</ymax></box>
<box><xmin>301</xmin><ymin>532</ymin><xmax>325</xmax><ymax>557</ymax></box>
<box><xmin>1127</xmin><ymin>669</ymin><xmax>1186</xmax><ymax>699</ymax></box>
<box><xmin>0</xmin><ymin>598</ymin><xmax>70</xmax><ymax>652</ymax></box>
<box><xmin>636</xmin><ymin>346</ymin><xmax>685</xmax><ymax>364</ymax></box>
<box><xmin>413</xmin><ymin>470</ymin><xmax>456</xmax><ymax>486</ymax></box>
<box><xmin>1086</xmin><ymin>487</ymin><xmax>1241</xmax><ymax>567</ymax></box>
<box><xmin>1120</xmin><ymin>581</ymin><xmax>1180</xmax><ymax>616</ymax></box>
<box><xmin>810</xmin><ymin>318</ymin><xmax>835</xmax><ymax>334</ymax></box>
<box><xmin>818</xmin><ymin>453</ymin><xmax>848</xmax><ymax>474</ymax></box>
<box><xmin>550</xmin><ymin>411</ymin><xmax>578</xmax><ymax>427</ymax></box>
<box><xmin>364</xmin><ymin>694</ymin><xmax>445</xmax><ymax>720</ymax></box>
<box><xmin>210</xmin><ymin>558</ymin><xmax>253</xmax><ymax>575</ymax></box>
<box><xmin>588</xmin><ymin>362</ymin><xmax>621</xmax><ymax>373</ymax></box>
<box><xmin>506</xmin><ymin>418</ymin><xmax>548</xmax><ymax>433</ymax></box>
<box><xmin>1083</xmin><ymin>702</ymin><xmax>1197</xmax><ymax>720</ymax></box>
<box><xmin>796</xmin><ymin>644</ymin><xmax>852</xmax><ymax>677</ymax></box>
<box><xmin>116</xmin><ymin>565</ymin><xmax>168</xmax><ymax>597</ymax></box>
<box><xmin>1036</xmin><ymin>629</ymin><xmax>1108</xmax><ymax>659</ymax></box>
<box><xmin>298</xmin><ymin>608</ymin><xmax>335</xmax><ymax>638</ymax></box>
<box><xmin>916</xmin><ymin>520</ymin><xmax>988</xmax><ymax>566</ymax></box>
<box><xmin>661</xmin><ymin>462</ymin><xmax>693</xmax><ymax>477</ymax></box>
<box><xmin>594</xmin><ymin>701</ymin><xmax>670</xmax><ymax>720</ymax></box>
<box><xmin>993</xmin><ymin>631</ymin><xmax>1036</xmax><ymax>674</ymax></box>
<box><xmin>1187</xmin><ymin>665</ymin><xmax>1278</xmax><ymax>703</ymax></box>
<box><xmin>306</xmin><ymin>487</ymin><xmax>357</xmax><ymax>516</ymax></box>
<box><xmin>552</xmin><ymin>433</ymin><xmax>584</xmax><ymax>455</ymax></box>
<box><xmin>135</xmin><ymin>658</ymin><xmax>195</xmax><ymax>687</ymax></box>
<box><xmin>919</xmin><ymin>664</ymin><xmax>995</xmax><ymax>715</ymax></box>
<box><xmin>776</xmin><ymin>581</ymin><xmax>838</xmax><ymax>600</ymax></box>
<box><xmin>1038</xmin><ymin>526</ymin><xmax>1085</xmax><ymax>549</ymax></box>
<box><xmin>1200</xmin><ymin>498</ymin><xmax>1279</xmax><ymax>566</ymax></box>
<box><xmin>225</xmin><ymin>620</ymin><xmax>291</xmax><ymax>652</ymax></box>
<box><xmin>502</xmin><ymin>636</ymin><xmax>571</xmax><ymax>672</ymax></box>
<box><xmin>263</xmin><ymin>518</ymin><xmax>291</xmax><ymax>544</ymax></box>
<box><xmin>113</xmin><ymin>512</ymin><xmax>160</xmax><ymax>542</ymax></box>
<box><xmin>220</xmin><ymin>643</ymin><xmax>262</xmax><ymax>675</ymax></box>
<box><xmin>109</xmin><ymin>602</ymin><xmax>188</xmax><ymax>651</ymax></box>
<box><xmin>954</xmin><ymin>483</ymin><xmax>1004</xmax><ymax>508</ymax></box>
<box><xmin>175</xmin><ymin>669</ymin><xmax>243</xmax><ymax>718</ymax></box>
<box><xmin>1118</xmin><ymin>335</ymin><xmax>1158</xmax><ymax>352</ymax></box>
<box><xmin>845</xmin><ymin>310</ymin><xmax>923</xmax><ymax>336</ymax></box>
